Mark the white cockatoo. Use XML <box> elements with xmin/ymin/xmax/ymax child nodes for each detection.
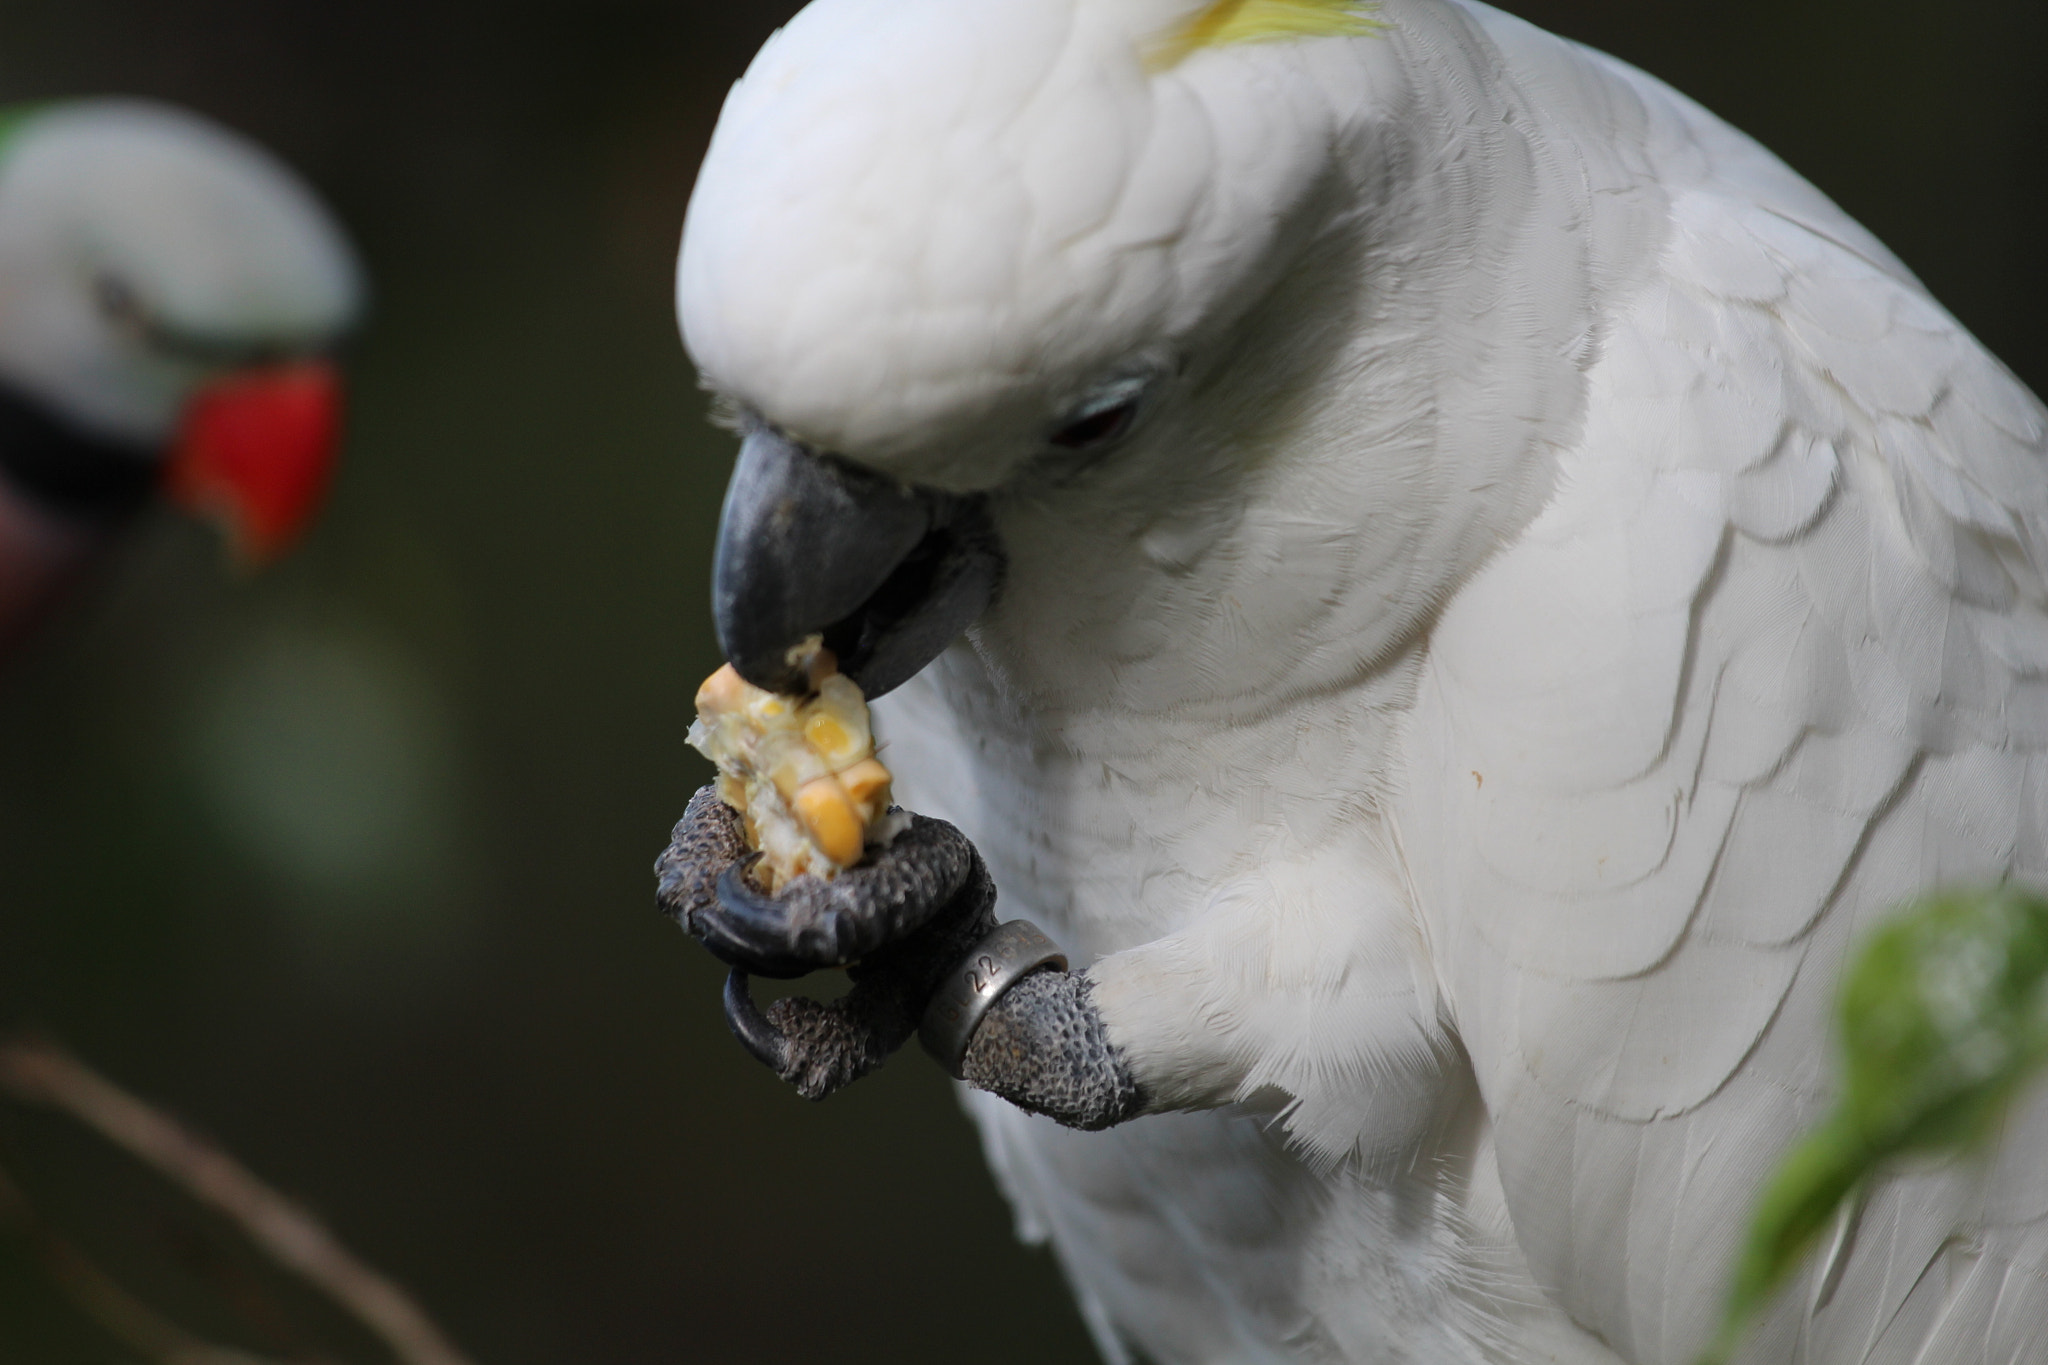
<box><xmin>0</xmin><ymin>99</ymin><xmax>361</xmax><ymax>656</ymax></box>
<box><xmin>656</xmin><ymin>1</ymin><xmax>2048</xmax><ymax>1361</ymax></box>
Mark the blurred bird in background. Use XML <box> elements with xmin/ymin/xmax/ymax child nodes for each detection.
<box><xmin>0</xmin><ymin>94</ymin><xmax>442</xmax><ymax>1364</ymax></box>
<box><xmin>0</xmin><ymin>98</ymin><xmax>361</xmax><ymax>660</ymax></box>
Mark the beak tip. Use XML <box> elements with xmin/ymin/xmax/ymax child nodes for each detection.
<box><xmin>166</xmin><ymin>359</ymin><xmax>344</xmax><ymax>569</ymax></box>
<box><xmin>718</xmin><ymin>646</ymin><xmax>808</xmax><ymax>697</ymax></box>
<box><xmin>711</xmin><ymin>591</ymin><xmax>809</xmax><ymax>697</ymax></box>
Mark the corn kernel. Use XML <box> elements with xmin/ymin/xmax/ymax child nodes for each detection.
<box><xmin>838</xmin><ymin>758</ymin><xmax>892</xmax><ymax>813</ymax></box>
<box><xmin>804</xmin><ymin>713</ymin><xmax>854</xmax><ymax>761</ymax></box>
<box><xmin>795</xmin><ymin>777</ymin><xmax>864</xmax><ymax>866</ymax></box>
<box><xmin>715</xmin><ymin>772</ymin><xmax>748</xmax><ymax>814</ymax></box>
<box><xmin>695</xmin><ymin>663</ymin><xmax>748</xmax><ymax>716</ymax></box>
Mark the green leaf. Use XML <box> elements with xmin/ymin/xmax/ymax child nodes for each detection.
<box><xmin>1699</xmin><ymin>886</ymin><xmax>2048</xmax><ymax>1365</ymax></box>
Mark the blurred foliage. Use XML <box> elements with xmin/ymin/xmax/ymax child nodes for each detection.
<box><xmin>1703</xmin><ymin>888</ymin><xmax>2048</xmax><ymax>1365</ymax></box>
<box><xmin>0</xmin><ymin>1</ymin><xmax>2037</xmax><ymax>1362</ymax></box>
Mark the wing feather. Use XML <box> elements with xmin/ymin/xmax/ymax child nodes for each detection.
<box><xmin>1405</xmin><ymin>124</ymin><xmax>2048</xmax><ymax>1362</ymax></box>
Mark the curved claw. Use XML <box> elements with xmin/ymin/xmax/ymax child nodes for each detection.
<box><xmin>699</xmin><ymin>860</ymin><xmax>834</xmax><ymax>979</ymax></box>
<box><xmin>684</xmin><ymin>812</ymin><xmax>986</xmax><ymax>978</ymax></box>
<box><xmin>722</xmin><ymin>970</ymin><xmax>790</xmax><ymax>1075</ymax></box>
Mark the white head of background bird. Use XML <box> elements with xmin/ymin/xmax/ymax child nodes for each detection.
<box><xmin>0</xmin><ymin>98</ymin><xmax>363</xmax><ymax>566</ymax></box>
<box><xmin>677</xmin><ymin>0</ymin><xmax>1473</xmax><ymax>699</ymax></box>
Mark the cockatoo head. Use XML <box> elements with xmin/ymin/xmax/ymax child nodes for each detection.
<box><xmin>680</xmin><ymin>0</ymin><xmax>1393</xmax><ymax>696</ymax></box>
<box><xmin>0</xmin><ymin>99</ymin><xmax>362</xmax><ymax>566</ymax></box>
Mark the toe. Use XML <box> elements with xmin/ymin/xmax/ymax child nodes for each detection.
<box><xmin>770</xmin><ymin>813</ymin><xmax>981</xmax><ymax>962</ymax></box>
<box><xmin>692</xmin><ymin>859</ymin><xmax>840</xmax><ymax>978</ymax></box>
<box><xmin>674</xmin><ymin>803</ymin><xmax>988</xmax><ymax>977</ymax></box>
<box><xmin>654</xmin><ymin>785</ymin><xmax>750</xmax><ymax>925</ymax></box>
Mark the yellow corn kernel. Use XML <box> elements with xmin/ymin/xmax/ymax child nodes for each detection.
<box><xmin>838</xmin><ymin>757</ymin><xmax>892</xmax><ymax>812</ymax></box>
<box><xmin>715</xmin><ymin>772</ymin><xmax>749</xmax><ymax>815</ymax></box>
<box><xmin>696</xmin><ymin>663</ymin><xmax>748</xmax><ymax>716</ymax></box>
<box><xmin>795</xmin><ymin>777</ymin><xmax>863</xmax><ymax>866</ymax></box>
<box><xmin>804</xmin><ymin>712</ymin><xmax>856</xmax><ymax>763</ymax></box>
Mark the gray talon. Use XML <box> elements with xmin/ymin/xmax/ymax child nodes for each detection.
<box><xmin>707</xmin><ymin>860</ymin><xmax>827</xmax><ymax>979</ymax></box>
<box><xmin>658</xmin><ymin>782</ymin><xmax>979</xmax><ymax>977</ymax></box>
<box><xmin>660</xmin><ymin>782</ymin><xmax>1000</xmax><ymax>1099</ymax></box>
<box><xmin>663</xmin><ymin>783</ymin><xmax>1144</xmax><ymax>1125</ymax></box>
<box><xmin>752</xmin><ymin>813</ymin><xmax>977</xmax><ymax>964</ymax></box>
<box><xmin>722</xmin><ymin>970</ymin><xmax>790</xmax><ymax>1072</ymax></box>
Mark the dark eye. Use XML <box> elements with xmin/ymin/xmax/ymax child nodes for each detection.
<box><xmin>1049</xmin><ymin>397</ymin><xmax>1140</xmax><ymax>451</ymax></box>
<box><xmin>92</xmin><ymin>272</ymin><xmax>273</xmax><ymax>366</ymax></box>
<box><xmin>94</xmin><ymin>275</ymin><xmax>145</xmax><ymax>327</ymax></box>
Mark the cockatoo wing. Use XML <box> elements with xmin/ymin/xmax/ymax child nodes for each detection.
<box><xmin>1403</xmin><ymin>53</ymin><xmax>2048</xmax><ymax>1365</ymax></box>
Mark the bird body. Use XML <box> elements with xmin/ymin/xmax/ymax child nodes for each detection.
<box><xmin>678</xmin><ymin>1</ymin><xmax>2048</xmax><ymax>1360</ymax></box>
<box><xmin>0</xmin><ymin>99</ymin><xmax>360</xmax><ymax>653</ymax></box>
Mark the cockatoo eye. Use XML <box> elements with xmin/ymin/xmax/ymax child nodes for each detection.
<box><xmin>1048</xmin><ymin>372</ymin><xmax>1157</xmax><ymax>453</ymax></box>
<box><xmin>1050</xmin><ymin>398</ymin><xmax>1140</xmax><ymax>451</ymax></box>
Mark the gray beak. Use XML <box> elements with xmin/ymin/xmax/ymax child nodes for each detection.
<box><xmin>711</xmin><ymin>426</ymin><xmax>1005</xmax><ymax>697</ymax></box>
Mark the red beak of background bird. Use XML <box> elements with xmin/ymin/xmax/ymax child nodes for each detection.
<box><xmin>164</xmin><ymin>358</ymin><xmax>344</xmax><ymax>565</ymax></box>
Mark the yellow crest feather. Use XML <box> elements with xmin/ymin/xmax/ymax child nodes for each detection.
<box><xmin>1147</xmin><ymin>0</ymin><xmax>1383</xmax><ymax>72</ymax></box>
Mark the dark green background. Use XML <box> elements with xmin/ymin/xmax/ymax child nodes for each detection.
<box><xmin>0</xmin><ymin>1</ymin><xmax>2040</xmax><ymax>1361</ymax></box>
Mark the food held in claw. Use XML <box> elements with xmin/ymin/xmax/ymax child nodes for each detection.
<box><xmin>688</xmin><ymin>638</ymin><xmax>894</xmax><ymax>890</ymax></box>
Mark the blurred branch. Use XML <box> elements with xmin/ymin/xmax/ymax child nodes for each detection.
<box><xmin>0</xmin><ymin>1036</ymin><xmax>475</xmax><ymax>1365</ymax></box>
<box><xmin>0</xmin><ymin>1158</ymin><xmax>292</xmax><ymax>1365</ymax></box>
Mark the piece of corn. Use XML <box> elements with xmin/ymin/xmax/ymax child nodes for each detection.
<box><xmin>794</xmin><ymin>777</ymin><xmax>864</xmax><ymax>867</ymax></box>
<box><xmin>687</xmin><ymin>637</ymin><xmax>895</xmax><ymax>890</ymax></box>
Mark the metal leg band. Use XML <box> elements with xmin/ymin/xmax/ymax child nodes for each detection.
<box><xmin>918</xmin><ymin>920</ymin><xmax>1067</xmax><ymax>1078</ymax></box>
